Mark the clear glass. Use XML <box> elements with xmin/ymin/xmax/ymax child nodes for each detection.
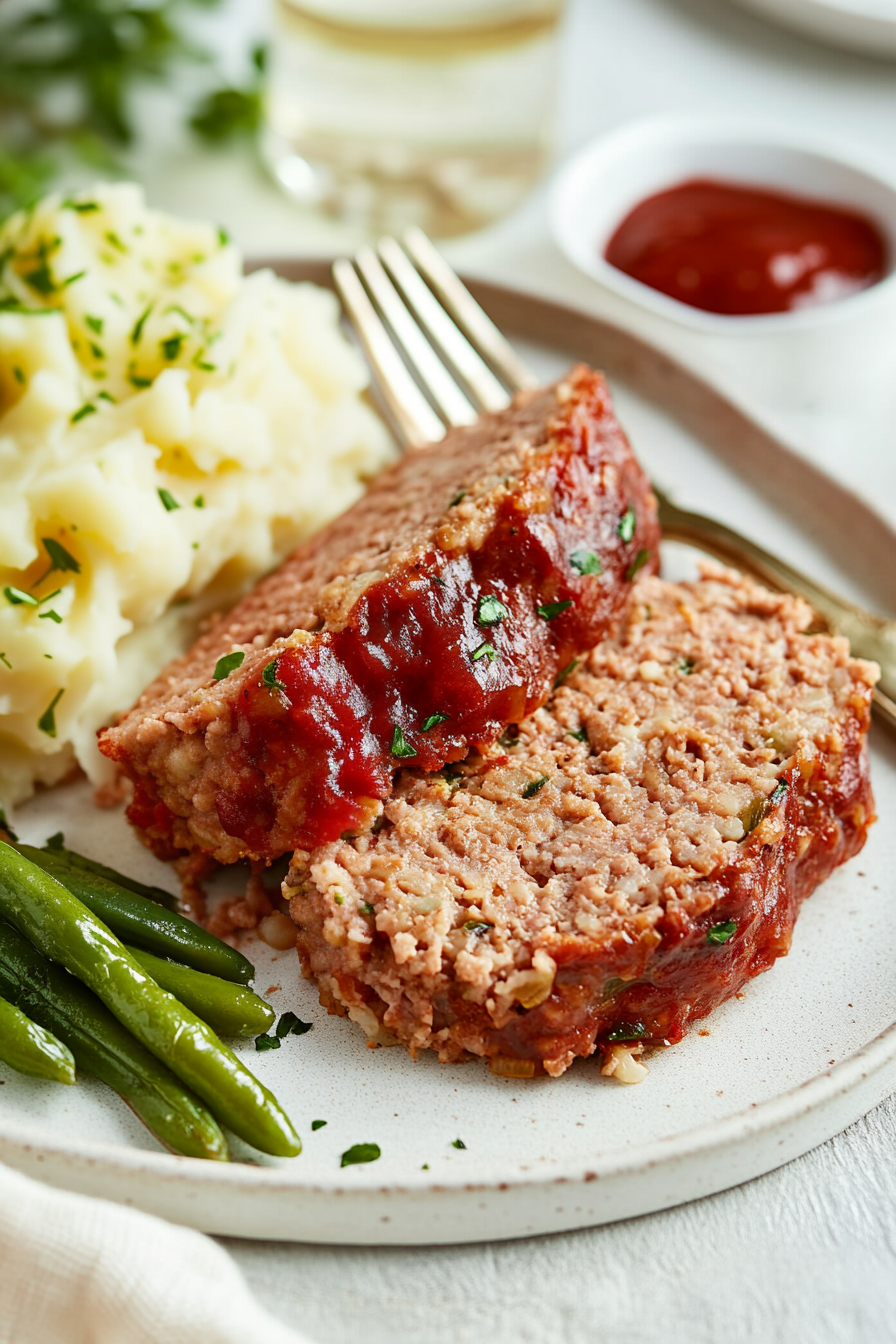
<box><xmin>262</xmin><ymin>0</ymin><xmax>565</xmax><ymax>238</ymax></box>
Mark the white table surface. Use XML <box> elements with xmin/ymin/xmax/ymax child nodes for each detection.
<box><xmin>127</xmin><ymin>1</ymin><xmax>896</xmax><ymax>1339</ymax></box>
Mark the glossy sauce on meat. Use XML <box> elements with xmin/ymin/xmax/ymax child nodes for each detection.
<box><xmin>604</xmin><ymin>178</ymin><xmax>887</xmax><ymax>316</ymax></box>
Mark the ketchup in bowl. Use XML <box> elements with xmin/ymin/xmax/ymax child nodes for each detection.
<box><xmin>604</xmin><ymin>178</ymin><xmax>888</xmax><ymax>316</ymax></box>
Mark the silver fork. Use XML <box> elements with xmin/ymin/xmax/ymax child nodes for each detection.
<box><xmin>333</xmin><ymin>227</ymin><xmax>896</xmax><ymax>733</ymax></box>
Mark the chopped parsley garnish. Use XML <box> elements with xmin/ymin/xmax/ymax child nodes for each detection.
<box><xmin>498</xmin><ymin>724</ymin><xmax>520</xmax><ymax>748</ymax></box>
<box><xmin>311</xmin><ymin>1119</ymin><xmax>327</xmax><ymax>1131</ymax></box>
<box><xmin>617</xmin><ymin>507</ymin><xmax>636</xmax><ymax>543</ymax></box>
<box><xmin>443</xmin><ymin>768</ymin><xmax>464</xmax><ymax>791</ymax></box>
<box><xmin>23</xmin><ymin>263</ymin><xmax>55</xmax><ymax>295</ymax></box>
<box><xmin>739</xmin><ymin>781</ymin><xmax>786</xmax><ymax>840</ymax></box>
<box><xmin>193</xmin><ymin>352</ymin><xmax>217</xmax><ymax>372</ymax></box>
<box><xmin>130</xmin><ymin>304</ymin><xmax>152</xmax><ymax>345</ymax></box>
<box><xmin>63</xmin><ymin>200</ymin><xmax>100</xmax><ymax>214</ymax></box>
<box><xmin>254</xmin><ymin>1033</ymin><xmax>281</xmax><ymax>1051</ymax></box>
<box><xmin>0</xmin><ymin>654</ymin><xmax>10</xmax><ymax>669</ymax></box>
<box><xmin>569</xmin><ymin>727</ymin><xmax>588</xmax><ymax>742</ymax></box>
<box><xmin>626</xmin><ymin>549</ymin><xmax>650</xmax><ymax>582</ymax></box>
<box><xmin>477</xmin><ymin>594</ymin><xmax>509</xmax><ymax>626</ymax></box>
<box><xmin>193</xmin><ymin>495</ymin><xmax>205</xmax><ymax>508</ymax></box>
<box><xmin>359</xmin><ymin>902</ymin><xmax>375</xmax><ymax>915</ymax></box>
<box><xmin>607</xmin><ymin>1021</ymin><xmax>648</xmax><ymax>1042</ymax></box>
<box><xmin>34</xmin><ymin>538</ymin><xmax>80</xmax><ymax>586</ymax></box>
<box><xmin>276</xmin><ymin>1011</ymin><xmax>312</xmax><ymax>1037</ymax></box>
<box><xmin>5</xmin><ymin>586</ymin><xmax>37</xmax><ymax>607</ymax></box>
<box><xmin>570</xmin><ymin>549</ymin><xmax>602</xmax><ymax>576</ymax></box>
<box><xmin>63</xmin><ymin>270</ymin><xmax>86</xmax><ymax>288</ymax></box>
<box><xmin>218</xmin><ymin>226</ymin><xmax>231</xmax><ymax>246</ymax></box>
<box><xmin>13</xmin><ymin>367</ymin><xmax>25</xmax><ymax>384</ymax></box>
<box><xmin>129</xmin><ymin>374</ymin><xmax>152</xmax><ymax>389</ymax></box>
<box><xmin>421</xmin><ymin>712</ymin><xmax>449</xmax><ymax>732</ymax></box>
<box><xmin>448</xmin><ymin>490</ymin><xmax>466</xmax><ymax>507</ymax></box>
<box><xmin>97</xmin><ymin>390</ymin><xmax>116</xmax><ymax>404</ymax></box>
<box><xmin>678</xmin><ymin>657</ymin><xmax>696</xmax><ymax>675</ymax></box>
<box><xmin>390</xmin><ymin>725</ymin><xmax>417</xmax><ymax>758</ymax></box>
<box><xmin>769</xmin><ymin>780</ymin><xmax>788</xmax><ymax>806</ymax></box>
<box><xmin>464</xmin><ymin>919</ymin><xmax>493</xmax><ymax>935</ymax></box>
<box><xmin>537</xmin><ymin>599</ymin><xmax>572</xmax><ymax>621</ymax></box>
<box><xmin>471</xmin><ymin>642</ymin><xmax>499</xmax><ymax>663</ymax></box>
<box><xmin>553</xmin><ymin>659</ymin><xmax>579</xmax><ymax>688</ymax></box>
<box><xmin>161</xmin><ymin>333</ymin><xmax>184</xmax><ymax>361</ymax></box>
<box><xmin>213</xmin><ymin>651</ymin><xmax>245</xmax><ymax>681</ymax></box>
<box><xmin>105</xmin><ymin>230</ymin><xmax>128</xmax><ymax>254</ymax></box>
<box><xmin>421</xmin><ymin>1163</ymin><xmax>430</xmax><ymax>1170</ymax></box>
<box><xmin>37</xmin><ymin>688</ymin><xmax>64</xmax><ymax>738</ymax></box>
<box><xmin>262</xmin><ymin>658</ymin><xmax>287</xmax><ymax>694</ymax></box>
<box><xmin>158</xmin><ymin>488</ymin><xmax>180</xmax><ymax>512</ymax></box>
<box><xmin>522</xmin><ymin>775</ymin><xmax>548</xmax><ymax>798</ymax></box>
<box><xmin>88</xmin><ymin>343</ymin><xmax>104</xmax><ymax>361</ymax></box>
<box><xmin>70</xmin><ymin>402</ymin><xmax>95</xmax><ymax>424</ymax></box>
<box><xmin>85</xmin><ymin>315</ymin><xmax>104</xmax><ymax>335</ymax></box>
<box><xmin>451</xmin><ymin>1138</ymin><xmax>467</xmax><ymax>1150</ymax></box>
<box><xmin>341</xmin><ymin>1142</ymin><xmax>381</xmax><ymax>1167</ymax></box>
<box><xmin>39</xmin><ymin>609</ymin><xmax>62</xmax><ymax>623</ymax></box>
<box><xmin>707</xmin><ymin>920</ymin><xmax>737</xmax><ymax>945</ymax></box>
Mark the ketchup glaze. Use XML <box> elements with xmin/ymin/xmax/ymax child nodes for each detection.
<box><xmin>604</xmin><ymin>178</ymin><xmax>888</xmax><ymax>316</ymax></box>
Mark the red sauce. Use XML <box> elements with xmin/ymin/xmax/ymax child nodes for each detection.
<box><xmin>604</xmin><ymin>177</ymin><xmax>888</xmax><ymax>316</ymax></box>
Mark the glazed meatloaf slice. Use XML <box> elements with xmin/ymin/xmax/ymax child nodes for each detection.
<box><xmin>100</xmin><ymin>366</ymin><xmax>658</xmax><ymax>865</ymax></box>
<box><xmin>286</xmin><ymin>567</ymin><xmax>877</xmax><ymax>1080</ymax></box>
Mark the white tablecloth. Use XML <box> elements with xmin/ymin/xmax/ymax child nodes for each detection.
<box><xmin>21</xmin><ymin>1</ymin><xmax>896</xmax><ymax>1340</ymax></box>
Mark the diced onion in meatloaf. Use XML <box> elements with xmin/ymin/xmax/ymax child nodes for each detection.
<box><xmin>287</xmin><ymin>567</ymin><xmax>877</xmax><ymax>1079</ymax></box>
<box><xmin>100</xmin><ymin>366</ymin><xmax>658</xmax><ymax>864</ymax></box>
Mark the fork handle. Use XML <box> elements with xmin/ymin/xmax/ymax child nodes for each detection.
<box><xmin>655</xmin><ymin>491</ymin><xmax>896</xmax><ymax>731</ymax></box>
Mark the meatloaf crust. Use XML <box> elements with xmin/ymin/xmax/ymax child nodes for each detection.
<box><xmin>100</xmin><ymin>366</ymin><xmax>658</xmax><ymax>864</ymax></box>
<box><xmin>287</xmin><ymin>568</ymin><xmax>877</xmax><ymax>1079</ymax></box>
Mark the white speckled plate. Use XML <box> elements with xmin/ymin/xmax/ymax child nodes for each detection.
<box><xmin>2</xmin><ymin>270</ymin><xmax>895</xmax><ymax>1244</ymax></box>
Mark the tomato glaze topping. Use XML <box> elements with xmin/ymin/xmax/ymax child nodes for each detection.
<box><xmin>604</xmin><ymin>177</ymin><xmax>888</xmax><ymax>316</ymax></box>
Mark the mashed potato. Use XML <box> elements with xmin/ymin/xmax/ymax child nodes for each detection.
<box><xmin>0</xmin><ymin>184</ymin><xmax>393</xmax><ymax>810</ymax></box>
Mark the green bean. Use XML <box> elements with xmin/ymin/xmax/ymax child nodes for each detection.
<box><xmin>0</xmin><ymin>844</ymin><xmax>301</xmax><ymax>1158</ymax></box>
<box><xmin>42</xmin><ymin>834</ymin><xmax>180</xmax><ymax>910</ymax></box>
<box><xmin>126</xmin><ymin>946</ymin><xmax>276</xmax><ymax>1039</ymax></box>
<box><xmin>0</xmin><ymin>992</ymin><xmax>76</xmax><ymax>1084</ymax></box>
<box><xmin>0</xmin><ymin>920</ymin><xmax>228</xmax><ymax>1160</ymax></box>
<box><xmin>15</xmin><ymin>843</ymin><xmax>254</xmax><ymax>985</ymax></box>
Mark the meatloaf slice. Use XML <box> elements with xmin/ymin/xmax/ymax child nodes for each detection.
<box><xmin>287</xmin><ymin>567</ymin><xmax>877</xmax><ymax>1079</ymax></box>
<box><xmin>100</xmin><ymin>366</ymin><xmax>658</xmax><ymax>865</ymax></box>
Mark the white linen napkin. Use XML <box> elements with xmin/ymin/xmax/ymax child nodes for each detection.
<box><xmin>0</xmin><ymin>1161</ymin><xmax>313</xmax><ymax>1344</ymax></box>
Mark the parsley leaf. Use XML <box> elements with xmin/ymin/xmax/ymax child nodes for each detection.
<box><xmin>471</xmin><ymin>642</ymin><xmax>499</xmax><ymax>663</ymax></box>
<box><xmin>477</xmin><ymin>594</ymin><xmax>509</xmax><ymax>626</ymax></box>
<box><xmin>421</xmin><ymin>712</ymin><xmax>450</xmax><ymax>732</ymax></box>
<box><xmin>463</xmin><ymin>920</ymin><xmax>493</xmax><ymax>935</ymax></box>
<box><xmin>276</xmin><ymin>1011</ymin><xmax>312</xmax><ymax>1037</ymax></box>
<box><xmin>158</xmin><ymin>488</ymin><xmax>180</xmax><ymax>512</ymax></box>
<box><xmin>553</xmin><ymin>659</ymin><xmax>579</xmax><ymax>688</ymax></box>
<box><xmin>213</xmin><ymin>651</ymin><xmax>244</xmax><ymax>681</ymax></box>
<box><xmin>37</xmin><ymin>688</ymin><xmax>64</xmax><ymax>738</ymax></box>
<box><xmin>390</xmin><ymin>725</ymin><xmax>417</xmax><ymax>758</ymax></box>
<box><xmin>570</xmin><ymin>549</ymin><xmax>602</xmax><ymax>576</ymax></box>
<box><xmin>626</xmin><ymin>549</ymin><xmax>650</xmax><ymax>582</ymax></box>
<box><xmin>607</xmin><ymin>1021</ymin><xmax>648</xmax><ymax>1042</ymax></box>
<box><xmin>341</xmin><ymin>1142</ymin><xmax>381</xmax><ymax>1167</ymax></box>
<box><xmin>4</xmin><ymin>586</ymin><xmax>37</xmax><ymax>607</ymax></box>
<box><xmin>311</xmin><ymin>1119</ymin><xmax>327</xmax><ymax>1131</ymax></box>
<box><xmin>262</xmin><ymin>658</ymin><xmax>288</xmax><ymax>695</ymax></box>
<box><xmin>254</xmin><ymin>1033</ymin><xmax>281</xmax><ymax>1052</ymax></box>
<box><xmin>522</xmin><ymin>775</ymin><xmax>548</xmax><ymax>798</ymax></box>
<box><xmin>34</xmin><ymin>538</ymin><xmax>80</xmax><ymax>586</ymax></box>
<box><xmin>451</xmin><ymin>1138</ymin><xmax>467</xmax><ymax>1150</ymax></box>
<box><xmin>71</xmin><ymin>403</ymin><xmax>96</xmax><ymax>424</ymax></box>
<box><xmin>537</xmin><ymin>599</ymin><xmax>572</xmax><ymax>621</ymax></box>
<box><xmin>707</xmin><ymin>920</ymin><xmax>737</xmax><ymax>945</ymax></box>
<box><xmin>617</xmin><ymin>507</ymin><xmax>636</xmax><ymax>543</ymax></box>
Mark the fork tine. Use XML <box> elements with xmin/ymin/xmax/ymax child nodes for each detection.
<box><xmin>332</xmin><ymin>259</ymin><xmax>445</xmax><ymax>449</ymax></box>
<box><xmin>354</xmin><ymin>246</ymin><xmax>479</xmax><ymax>429</ymax></box>
<box><xmin>377</xmin><ymin>236</ymin><xmax>511</xmax><ymax>415</ymax></box>
<box><xmin>403</xmin><ymin>227</ymin><xmax>540</xmax><ymax>394</ymax></box>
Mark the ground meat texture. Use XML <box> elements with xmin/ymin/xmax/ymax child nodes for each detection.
<box><xmin>286</xmin><ymin>568</ymin><xmax>877</xmax><ymax>1078</ymax></box>
<box><xmin>99</xmin><ymin>366</ymin><xmax>658</xmax><ymax>865</ymax></box>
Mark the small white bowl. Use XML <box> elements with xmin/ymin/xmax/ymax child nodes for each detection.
<box><xmin>550</xmin><ymin>116</ymin><xmax>896</xmax><ymax>409</ymax></box>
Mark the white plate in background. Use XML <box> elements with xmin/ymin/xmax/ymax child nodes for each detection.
<box><xmin>730</xmin><ymin>0</ymin><xmax>896</xmax><ymax>57</ymax></box>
